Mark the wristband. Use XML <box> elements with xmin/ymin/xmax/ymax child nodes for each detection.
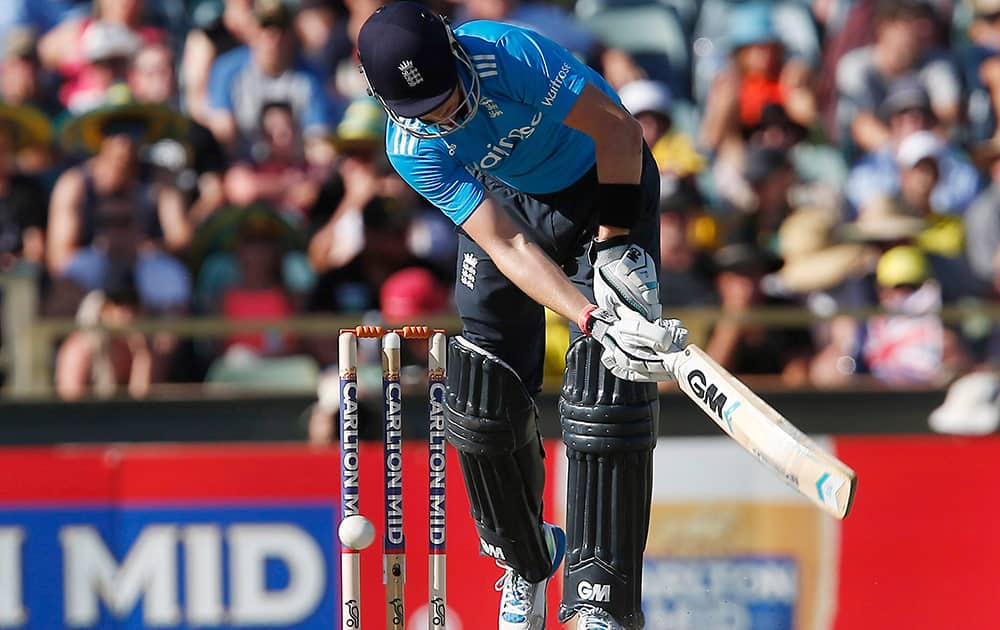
<box><xmin>577</xmin><ymin>303</ymin><xmax>599</xmax><ymax>335</ymax></box>
<box><xmin>592</xmin><ymin>234</ymin><xmax>630</xmax><ymax>253</ymax></box>
<box><xmin>596</xmin><ymin>183</ymin><xmax>641</xmax><ymax>229</ymax></box>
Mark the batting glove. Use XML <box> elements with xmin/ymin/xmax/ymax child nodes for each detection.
<box><xmin>591</xmin><ymin>237</ymin><xmax>662</xmax><ymax>322</ymax></box>
<box><xmin>579</xmin><ymin>306</ymin><xmax>688</xmax><ymax>382</ymax></box>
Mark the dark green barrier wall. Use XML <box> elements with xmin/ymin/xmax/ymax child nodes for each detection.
<box><xmin>0</xmin><ymin>387</ymin><xmax>949</xmax><ymax>445</ymax></box>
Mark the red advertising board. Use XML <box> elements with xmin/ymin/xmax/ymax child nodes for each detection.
<box><xmin>3</xmin><ymin>435</ymin><xmax>1000</xmax><ymax>628</ymax></box>
<box><xmin>834</xmin><ymin>435</ymin><xmax>1000</xmax><ymax>630</ymax></box>
<box><xmin>0</xmin><ymin>443</ymin><xmax>565</xmax><ymax>629</ymax></box>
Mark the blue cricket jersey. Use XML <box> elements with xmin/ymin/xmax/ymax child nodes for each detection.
<box><xmin>385</xmin><ymin>20</ymin><xmax>621</xmax><ymax>225</ymax></box>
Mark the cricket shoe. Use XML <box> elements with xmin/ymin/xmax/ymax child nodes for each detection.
<box><xmin>576</xmin><ymin>606</ymin><xmax>624</xmax><ymax>630</ymax></box>
<box><xmin>495</xmin><ymin>523</ymin><xmax>566</xmax><ymax>629</ymax></box>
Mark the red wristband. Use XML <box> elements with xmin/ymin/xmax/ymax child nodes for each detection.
<box><xmin>577</xmin><ymin>304</ymin><xmax>598</xmax><ymax>335</ymax></box>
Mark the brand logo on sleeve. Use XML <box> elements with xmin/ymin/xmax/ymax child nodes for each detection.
<box><xmin>541</xmin><ymin>63</ymin><xmax>571</xmax><ymax>107</ymax></box>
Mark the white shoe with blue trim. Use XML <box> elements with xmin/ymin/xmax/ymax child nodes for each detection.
<box><xmin>495</xmin><ymin>523</ymin><xmax>565</xmax><ymax>629</ymax></box>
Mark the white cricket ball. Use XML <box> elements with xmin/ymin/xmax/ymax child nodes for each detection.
<box><xmin>339</xmin><ymin>515</ymin><xmax>376</xmax><ymax>550</ymax></box>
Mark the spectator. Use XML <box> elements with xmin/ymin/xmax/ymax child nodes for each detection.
<box><xmin>704</xmin><ymin>230</ymin><xmax>813</xmax><ymax>384</ymax></box>
<box><xmin>380</xmin><ymin>265</ymin><xmax>451</xmax><ymax>369</ymax></box>
<box><xmin>223</xmin><ymin>101</ymin><xmax>323</xmax><ymax>222</ymax></box>
<box><xmin>966</xmin><ymin>140</ymin><xmax>1000</xmax><ymax>295</ymax></box>
<box><xmin>205</xmin><ymin>0</ymin><xmax>331</xmax><ymax>158</ymax></box>
<box><xmin>750</xmin><ymin>102</ymin><xmax>849</xmax><ymax>193</ymax></box>
<box><xmin>845</xmin><ymin>80</ymin><xmax>981</xmax><ymax>215</ymax></box>
<box><xmin>700</xmin><ymin>2</ymin><xmax>817</xmax><ymax>155</ymax></box>
<box><xmin>1</xmin><ymin>28</ymin><xmax>61</xmax><ymax>119</ymax></box>
<box><xmin>835</xmin><ymin>0</ymin><xmax>961</xmax><ymax>153</ymax></box>
<box><xmin>960</xmin><ymin>0</ymin><xmax>1000</xmax><ymax>143</ymax></box>
<box><xmin>724</xmin><ymin>144</ymin><xmax>797</xmax><ymax>239</ymax></box>
<box><xmin>843</xmin><ymin>195</ymin><xmax>987</xmax><ymax>302</ymax></box>
<box><xmin>308</xmin><ymin>96</ymin><xmax>388</xmax><ymax>280</ymax></box>
<box><xmin>766</xmin><ymin>207</ymin><xmax>876</xmax><ymax>388</ymax></box>
<box><xmin>218</xmin><ymin>216</ymin><xmax>302</xmax><ymax>356</ymax></box>
<box><xmin>190</xmin><ymin>203</ymin><xmax>313</xmax><ymax>314</ymax></box>
<box><xmin>618</xmin><ymin>79</ymin><xmax>705</xmax><ymax>201</ymax></box>
<box><xmin>54</xmin><ymin>263</ymin><xmax>154</xmax><ymax>400</ymax></box>
<box><xmin>128</xmin><ymin>41</ymin><xmax>228</xmax><ymax>226</ymax></box>
<box><xmin>294</xmin><ymin>0</ymin><xmax>354</xmax><ymax>95</ymax></box>
<box><xmin>861</xmin><ymin>246</ymin><xmax>970</xmax><ymax>386</ymax></box>
<box><xmin>893</xmin><ymin>131</ymin><xmax>966</xmax><ymax>258</ymax></box>
<box><xmin>182</xmin><ymin>0</ymin><xmax>247</xmax><ymax>124</ymax></box>
<box><xmin>48</xmin><ymin>97</ymin><xmax>192</xmax><ymax>313</ymax></box>
<box><xmin>38</xmin><ymin>0</ymin><xmax>165</xmax><ymax>113</ymax></box>
<box><xmin>0</xmin><ymin>105</ymin><xmax>50</xmax><ymax>273</ymax></box>
<box><xmin>452</xmin><ymin>0</ymin><xmax>644</xmax><ymax>89</ymax></box>
<box><xmin>658</xmin><ymin>187</ymin><xmax>718</xmax><ymax>309</ymax></box>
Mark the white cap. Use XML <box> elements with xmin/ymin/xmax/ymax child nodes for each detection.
<box><xmin>82</xmin><ymin>21</ymin><xmax>141</xmax><ymax>62</ymax></box>
<box><xmin>928</xmin><ymin>372</ymin><xmax>1000</xmax><ymax>435</ymax></box>
<box><xmin>896</xmin><ymin>130</ymin><xmax>945</xmax><ymax>168</ymax></box>
<box><xmin>619</xmin><ymin>79</ymin><xmax>673</xmax><ymax>118</ymax></box>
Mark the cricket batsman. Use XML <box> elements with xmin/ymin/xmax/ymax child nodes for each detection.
<box><xmin>357</xmin><ymin>3</ymin><xmax>688</xmax><ymax>627</ymax></box>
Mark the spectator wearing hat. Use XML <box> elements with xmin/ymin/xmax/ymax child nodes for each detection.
<box><xmin>704</xmin><ymin>227</ymin><xmax>814</xmax><ymax>384</ymax></box>
<box><xmin>38</xmin><ymin>0</ymin><xmax>166</xmax><ymax>113</ymax></box>
<box><xmin>845</xmin><ymin>80</ymin><xmax>981</xmax><ymax>216</ymax></box>
<box><xmin>47</xmin><ymin>97</ymin><xmax>193</xmax><ymax>314</ymax></box>
<box><xmin>205</xmin><ymin>0</ymin><xmax>332</xmax><ymax>159</ymax></box>
<box><xmin>618</xmin><ymin>79</ymin><xmax>704</xmax><ymax>200</ymax></box>
<box><xmin>215</xmin><ymin>215</ymin><xmax>305</xmax><ymax>357</ymax></box>
<box><xmin>810</xmin><ymin>244</ymin><xmax>973</xmax><ymax>388</ymax></box>
<box><xmin>0</xmin><ymin>105</ymin><xmax>51</xmax><ymax>273</ymax></box>
<box><xmin>835</xmin><ymin>0</ymin><xmax>960</xmax><ymax>154</ymax></box>
<box><xmin>720</xmin><ymin>143</ymin><xmax>797</xmax><ymax>239</ymax></box>
<box><xmin>128</xmin><ymin>41</ymin><xmax>228</xmax><ymax>226</ymax></box>
<box><xmin>842</xmin><ymin>194</ymin><xmax>987</xmax><ymax>303</ymax></box>
<box><xmin>864</xmin><ymin>246</ymin><xmax>971</xmax><ymax>386</ymax></box>
<box><xmin>700</xmin><ymin>2</ymin><xmax>817</xmax><ymax>155</ymax></box>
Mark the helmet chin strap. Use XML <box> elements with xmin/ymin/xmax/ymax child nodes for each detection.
<box><xmin>359</xmin><ymin>15</ymin><xmax>480</xmax><ymax>140</ymax></box>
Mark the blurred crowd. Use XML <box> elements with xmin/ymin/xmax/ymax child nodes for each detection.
<box><xmin>0</xmin><ymin>0</ymin><xmax>997</xmax><ymax>401</ymax></box>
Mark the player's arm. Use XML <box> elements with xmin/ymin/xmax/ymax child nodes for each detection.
<box><xmin>562</xmin><ymin>84</ymin><xmax>660</xmax><ymax>320</ymax></box>
<box><xmin>462</xmin><ymin>196</ymin><xmax>590</xmax><ymax>322</ymax></box>
<box><xmin>562</xmin><ymin>83</ymin><xmax>643</xmax><ymax>240</ymax></box>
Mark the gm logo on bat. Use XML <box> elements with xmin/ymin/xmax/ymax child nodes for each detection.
<box><xmin>686</xmin><ymin>370</ymin><xmax>741</xmax><ymax>432</ymax></box>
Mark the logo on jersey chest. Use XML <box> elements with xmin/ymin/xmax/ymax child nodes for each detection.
<box><xmin>479</xmin><ymin>112</ymin><xmax>543</xmax><ymax>170</ymax></box>
<box><xmin>480</xmin><ymin>97</ymin><xmax>503</xmax><ymax>118</ymax></box>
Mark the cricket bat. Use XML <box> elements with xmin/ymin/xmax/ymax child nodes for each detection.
<box><xmin>670</xmin><ymin>344</ymin><xmax>857</xmax><ymax>519</ymax></box>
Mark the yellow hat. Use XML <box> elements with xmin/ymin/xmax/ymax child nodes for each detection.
<box><xmin>330</xmin><ymin>97</ymin><xmax>386</xmax><ymax>151</ymax></box>
<box><xmin>876</xmin><ymin>245</ymin><xmax>929</xmax><ymax>287</ymax></box>
<box><xmin>0</xmin><ymin>103</ymin><xmax>52</xmax><ymax>149</ymax></box>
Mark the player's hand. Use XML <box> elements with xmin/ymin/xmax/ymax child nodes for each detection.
<box><xmin>592</xmin><ymin>237</ymin><xmax>662</xmax><ymax>322</ymax></box>
<box><xmin>583</xmin><ymin>307</ymin><xmax>687</xmax><ymax>382</ymax></box>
